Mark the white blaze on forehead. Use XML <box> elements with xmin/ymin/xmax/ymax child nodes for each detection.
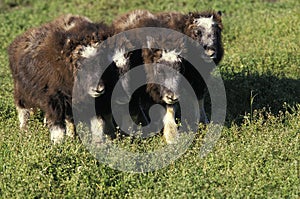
<box><xmin>81</xmin><ymin>43</ymin><xmax>99</xmax><ymax>58</ymax></box>
<box><xmin>160</xmin><ymin>50</ymin><xmax>182</xmax><ymax>63</ymax></box>
<box><xmin>112</xmin><ymin>48</ymin><xmax>128</xmax><ymax>68</ymax></box>
<box><xmin>194</xmin><ymin>16</ymin><xmax>215</xmax><ymax>30</ymax></box>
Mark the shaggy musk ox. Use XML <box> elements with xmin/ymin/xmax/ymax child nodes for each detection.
<box><xmin>111</xmin><ymin>10</ymin><xmax>186</xmax><ymax>142</ymax></box>
<box><xmin>8</xmin><ymin>14</ymin><xmax>111</xmax><ymax>144</ymax></box>
<box><xmin>111</xmin><ymin>9</ymin><xmax>224</xmax><ymax>142</ymax></box>
<box><xmin>155</xmin><ymin>10</ymin><xmax>223</xmax><ymax>64</ymax></box>
<box><xmin>159</xmin><ymin>10</ymin><xmax>224</xmax><ymax>123</ymax></box>
<box><xmin>142</xmin><ymin>35</ymin><xmax>186</xmax><ymax>143</ymax></box>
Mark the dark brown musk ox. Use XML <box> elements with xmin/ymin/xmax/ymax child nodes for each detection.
<box><xmin>155</xmin><ymin>10</ymin><xmax>224</xmax><ymax>123</ymax></box>
<box><xmin>8</xmin><ymin>14</ymin><xmax>112</xmax><ymax>144</ymax></box>
<box><xmin>110</xmin><ymin>9</ymin><xmax>224</xmax><ymax>142</ymax></box>
<box><xmin>111</xmin><ymin>10</ymin><xmax>188</xmax><ymax>143</ymax></box>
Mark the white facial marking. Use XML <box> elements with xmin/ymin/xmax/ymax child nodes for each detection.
<box><xmin>194</xmin><ymin>16</ymin><xmax>215</xmax><ymax>30</ymax></box>
<box><xmin>81</xmin><ymin>43</ymin><xmax>99</xmax><ymax>58</ymax></box>
<box><xmin>160</xmin><ymin>50</ymin><xmax>182</xmax><ymax>63</ymax></box>
<box><xmin>112</xmin><ymin>48</ymin><xmax>128</xmax><ymax>68</ymax></box>
<box><xmin>194</xmin><ymin>16</ymin><xmax>216</xmax><ymax>51</ymax></box>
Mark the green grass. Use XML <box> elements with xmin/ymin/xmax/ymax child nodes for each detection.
<box><xmin>0</xmin><ymin>0</ymin><xmax>299</xmax><ymax>198</ymax></box>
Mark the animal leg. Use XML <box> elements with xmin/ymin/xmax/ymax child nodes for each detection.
<box><xmin>103</xmin><ymin>114</ymin><xmax>116</xmax><ymax>139</ymax></box>
<box><xmin>199</xmin><ymin>98</ymin><xmax>209</xmax><ymax>124</ymax></box>
<box><xmin>163</xmin><ymin>105</ymin><xmax>178</xmax><ymax>144</ymax></box>
<box><xmin>65</xmin><ymin>119</ymin><xmax>76</xmax><ymax>138</ymax></box>
<box><xmin>16</xmin><ymin>106</ymin><xmax>31</xmax><ymax>131</ymax></box>
<box><xmin>46</xmin><ymin>94</ymin><xmax>67</xmax><ymax>144</ymax></box>
<box><xmin>50</xmin><ymin>125</ymin><xmax>65</xmax><ymax>144</ymax></box>
<box><xmin>90</xmin><ymin>116</ymin><xmax>105</xmax><ymax>144</ymax></box>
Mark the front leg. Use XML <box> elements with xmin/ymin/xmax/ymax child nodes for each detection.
<box><xmin>163</xmin><ymin>105</ymin><xmax>178</xmax><ymax>144</ymax></box>
<box><xmin>16</xmin><ymin>106</ymin><xmax>31</xmax><ymax>131</ymax></box>
<box><xmin>90</xmin><ymin>116</ymin><xmax>105</xmax><ymax>145</ymax></box>
<box><xmin>198</xmin><ymin>98</ymin><xmax>209</xmax><ymax>124</ymax></box>
<box><xmin>65</xmin><ymin>119</ymin><xmax>76</xmax><ymax>138</ymax></box>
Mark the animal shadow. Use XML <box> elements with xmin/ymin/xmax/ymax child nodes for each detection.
<box><xmin>205</xmin><ymin>70</ymin><xmax>300</xmax><ymax>126</ymax></box>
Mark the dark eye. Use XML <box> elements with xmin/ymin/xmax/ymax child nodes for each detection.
<box><xmin>194</xmin><ymin>30</ymin><xmax>202</xmax><ymax>37</ymax></box>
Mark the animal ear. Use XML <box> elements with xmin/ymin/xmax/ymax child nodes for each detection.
<box><xmin>188</xmin><ymin>12</ymin><xmax>194</xmax><ymax>17</ymax></box>
<box><xmin>217</xmin><ymin>11</ymin><xmax>222</xmax><ymax>16</ymax></box>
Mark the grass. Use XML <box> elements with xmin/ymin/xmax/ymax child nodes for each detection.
<box><xmin>0</xmin><ymin>0</ymin><xmax>299</xmax><ymax>198</ymax></box>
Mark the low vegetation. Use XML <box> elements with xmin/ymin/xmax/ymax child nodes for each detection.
<box><xmin>0</xmin><ymin>0</ymin><xmax>299</xmax><ymax>198</ymax></box>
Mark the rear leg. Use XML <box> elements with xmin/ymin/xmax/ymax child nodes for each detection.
<box><xmin>65</xmin><ymin>104</ymin><xmax>76</xmax><ymax>138</ymax></box>
<box><xmin>45</xmin><ymin>94</ymin><xmax>67</xmax><ymax>144</ymax></box>
<box><xmin>44</xmin><ymin>105</ymin><xmax>76</xmax><ymax>139</ymax></box>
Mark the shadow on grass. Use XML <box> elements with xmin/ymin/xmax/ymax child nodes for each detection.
<box><xmin>207</xmin><ymin>70</ymin><xmax>300</xmax><ymax>126</ymax></box>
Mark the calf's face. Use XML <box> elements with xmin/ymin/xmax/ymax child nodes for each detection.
<box><xmin>188</xmin><ymin>12</ymin><xmax>223</xmax><ymax>62</ymax></box>
<box><xmin>73</xmin><ymin>43</ymin><xmax>105</xmax><ymax>99</ymax></box>
<box><xmin>145</xmin><ymin>48</ymin><xmax>183</xmax><ymax>105</ymax></box>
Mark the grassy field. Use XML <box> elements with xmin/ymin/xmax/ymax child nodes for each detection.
<box><xmin>0</xmin><ymin>0</ymin><xmax>299</xmax><ymax>198</ymax></box>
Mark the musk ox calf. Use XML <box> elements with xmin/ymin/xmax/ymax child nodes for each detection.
<box><xmin>8</xmin><ymin>14</ymin><xmax>111</xmax><ymax>144</ymax></box>
<box><xmin>153</xmin><ymin>10</ymin><xmax>224</xmax><ymax>123</ymax></box>
<box><xmin>110</xmin><ymin>9</ymin><xmax>224</xmax><ymax>143</ymax></box>
<box><xmin>142</xmin><ymin>35</ymin><xmax>186</xmax><ymax>143</ymax></box>
<box><xmin>110</xmin><ymin>10</ymin><xmax>186</xmax><ymax>142</ymax></box>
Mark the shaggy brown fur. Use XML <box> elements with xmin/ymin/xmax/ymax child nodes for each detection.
<box><xmin>111</xmin><ymin>9</ymin><xmax>224</xmax><ymax>139</ymax></box>
<box><xmin>112</xmin><ymin>9</ymin><xmax>155</xmax><ymax>34</ymax></box>
<box><xmin>8</xmin><ymin>14</ymin><xmax>111</xmax><ymax>143</ymax></box>
<box><xmin>183</xmin><ymin>11</ymin><xmax>223</xmax><ymax>64</ymax></box>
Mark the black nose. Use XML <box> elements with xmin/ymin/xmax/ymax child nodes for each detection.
<box><xmin>166</xmin><ymin>92</ymin><xmax>178</xmax><ymax>103</ymax></box>
<box><xmin>204</xmin><ymin>46</ymin><xmax>216</xmax><ymax>58</ymax></box>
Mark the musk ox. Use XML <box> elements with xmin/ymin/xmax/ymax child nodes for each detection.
<box><xmin>148</xmin><ymin>10</ymin><xmax>224</xmax><ymax>123</ymax></box>
<box><xmin>142</xmin><ymin>35</ymin><xmax>186</xmax><ymax>143</ymax></box>
<box><xmin>110</xmin><ymin>9</ymin><xmax>224</xmax><ymax>142</ymax></box>
<box><xmin>8</xmin><ymin>14</ymin><xmax>111</xmax><ymax>144</ymax></box>
<box><xmin>111</xmin><ymin>10</ymin><xmax>187</xmax><ymax>143</ymax></box>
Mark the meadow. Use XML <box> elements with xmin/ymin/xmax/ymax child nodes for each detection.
<box><xmin>0</xmin><ymin>0</ymin><xmax>299</xmax><ymax>198</ymax></box>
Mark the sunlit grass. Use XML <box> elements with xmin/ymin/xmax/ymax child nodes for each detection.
<box><xmin>0</xmin><ymin>0</ymin><xmax>299</xmax><ymax>198</ymax></box>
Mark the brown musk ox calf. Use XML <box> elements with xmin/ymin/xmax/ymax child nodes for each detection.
<box><xmin>111</xmin><ymin>10</ymin><xmax>189</xmax><ymax>143</ymax></box>
<box><xmin>155</xmin><ymin>10</ymin><xmax>224</xmax><ymax>123</ymax></box>
<box><xmin>8</xmin><ymin>14</ymin><xmax>111</xmax><ymax>144</ymax></box>
<box><xmin>110</xmin><ymin>9</ymin><xmax>224</xmax><ymax>142</ymax></box>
